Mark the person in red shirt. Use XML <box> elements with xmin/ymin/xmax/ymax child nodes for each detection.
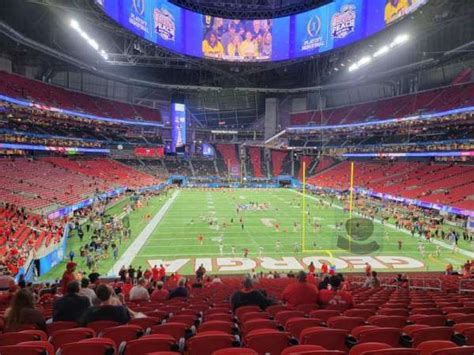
<box><xmin>364</xmin><ymin>262</ymin><xmax>372</xmax><ymax>276</ymax></box>
<box><xmin>159</xmin><ymin>264</ymin><xmax>166</xmax><ymax>281</ymax></box>
<box><xmin>61</xmin><ymin>262</ymin><xmax>76</xmax><ymax>294</ymax></box>
<box><xmin>151</xmin><ymin>281</ymin><xmax>169</xmax><ymax>301</ymax></box>
<box><xmin>281</xmin><ymin>271</ymin><xmax>319</xmax><ymax>308</ymax></box>
<box><xmin>321</xmin><ymin>262</ymin><xmax>328</xmax><ymax>275</ymax></box>
<box><xmin>143</xmin><ymin>268</ymin><xmax>152</xmax><ymax>281</ymax></box>
<box><xmin>151</xmin><ymin>265</ymin><xmax>159</xmax><ymax>282</ymax></box>
<box><xmin>308</xmin><ymin>262</ymin><xmax>316</xmax><ymax>274</ymax></box>
<box><xmin>319</xmin><ymin>275</ymin><xmax>353</xmax><ymax>311</ymax></box>
<box><xmin>197</xmin><ymin>234</ymin><xmax>204</xmax><ymax>245</ymax></box>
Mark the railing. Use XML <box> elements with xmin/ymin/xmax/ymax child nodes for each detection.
<box><xmin>459</xmin><ymin>278</ymin><xmax>474</xmax><ymax>293</ymax></box>
<box><xmin>408</xmin><ymin>278</ymin><xmax>442</xmax><ymax>291</ymax></box>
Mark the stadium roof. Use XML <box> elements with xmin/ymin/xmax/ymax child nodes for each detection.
<box><xmin>169</xmin><ymin>0</ymin><xmax>331</xmax><ymax>19</ymax></box>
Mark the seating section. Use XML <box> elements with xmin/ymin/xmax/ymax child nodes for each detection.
<box><xmin>0</xmin><ymin>71</ymin><xmax>161</xmax><ymax>121</ymax></box>
<box><xmin>291</xmin><ymin>82</ymin><xmax>474</xmax><ymax>126</ymax></box>
<box><xmin>271</xmin><ymin>150</ymin><xmax>289</xmax><ymax>176</ymax></box>
<box><xmin>216</xmin><ymin>144</ymin><xmax>240</xmax><ymax>176</ymax></box>
<box><xmin>248</xmin><ymin>147</ymin><xmax>263</xmax><ymax>178</ymax></box>
<box><xmin>0</xmin><ymin>157</ymin><xmax>162</xmax><ymax>213</ymax></box>
<box><xmin>43</xmin><ymin>157</ymin><xmax>161</xmax><ymax>189</ymax></box>
<box><xmin>308</xmin><ymin>161</ymin><xmax>474</xmax><ymax>210</ymax></box>
<box><xmin>1</xmin><ymin>277</ymin><xmax>474</xmax><ymax>354</ymax></box>
<box><xmin>0</xmin><ymin>204</ymin><xmax>63</xmax><ymax>275</ymax></box>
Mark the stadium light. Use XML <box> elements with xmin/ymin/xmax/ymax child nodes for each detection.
<box><xmin>391</xmin><ymin>34</ymin><xmax>409</xmax><ymax>47</ymax></box>
<box><xmin>69</xmin><ymin>18</ymin><xmax>108</xmax><ymax>61</ymax></box>
<box><xmin>349</xmin><ymin>33</ymin><xmax>409</xmax><ymax>72</ymax></box>
<box><xmin>373</xmin><ymin>45</ymin><xmax>389</xmax><ymax>58</ymax></box>
<box><xmin>357</xmin><ymin>56</ymin><xmax>371</xmax><ymax>66</ymax></box>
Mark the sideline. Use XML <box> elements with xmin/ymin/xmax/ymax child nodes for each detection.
<box><xmin>108</xmin><ymin>190</ymin><xmax>180</xmax><ymax>276</ymax></box>
<box><xmin>290</xmin><ymin>189</ymin><xmax>474</xmax><ymax>259</ymax></box>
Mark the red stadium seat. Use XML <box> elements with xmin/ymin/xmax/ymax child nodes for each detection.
<box><xmin>363</xmin><ymin>349</ymin><xmax>421</xmax><ymax>355</ymax></box>
<box><xmin>408</xmin><ymin>315</ymin><xmax>446</xmax><ymax>326</ymax></box>
<box><xmin>128</xmin><ymin>317</ymin><xmax>161</xmax><ymax>330</ymax></box>
<box><xmin>416</xmin><ymin>340</ymin><xmax>457</xmax><ymax>355</ymax></box>
<box><xmin>300</xmin><ymin>327</ymin><xmax>349</xmax><ymax>351</ymax></box>
<box><xmin>46</xmin><ymin>321</ymin><xmax>78</xmax><ymax>336</ymax></box>
<box><xmin>0</xmin><ymin>330</ymin><xmax>47</xmax><ymax>346</ymax></box>
<box><xmin>275</xmin><ymin>311</ymin><xmax>305</xmax><ymax>327</ymax></box>
<box><xmin>50</xmin><ymin>327</ymin><xmax>96</xmax><ymax>350</ymax></box>
<box><xmin>198</xmin><ymin>321</ymin><xmax>235</xmax><ymax>334</ymax></box>
<box><xmin>241</xmin><ymin>319</ymin><xmax>278</xmax><ymax>334</ymax></box>
<box><xmin>410</xmin><ymin>327</ymin><xmax>454</xmax><ymax>347</ymax></box>
<box><xmin>212</xmin><ymin>348</ymin><xmax>258</xmax><ymax>355</ymax></box>
<box><xmin>345</xmin><ymin>309</ymin><xmax>376</xmax><ymax>319</ymax></box>
<box><xmin>0</xmin><ymin>342</ymin><xmax>53</xmax><ymax>355</ymax></box>
<box><xmin>239</xmin><ymin>312</ymin><xmax>270</xmax><ymax>324</ymax></box>
<box><xmin>59</xmin><ymin>338</ymin><xmax>116</xmax><ymax>355</ymax></box>
<box><xmin>235</xmin><ymin>306</ymin><xmax>261</xmax><ymax>319</ymax></box>
<box><xmin>285</xmin><ymin>317</ymin><xmax>322</xmax><ymax>338</ymax></box>
<box><xmin>368</xmin><ymin>315</ymin><xmax>407</xmax><ymax>329</ymax></box>
<box><xmin>295</xmin><ymin>303</ymin><xmax>319</xmax><ymax>314</ymax></box>
<box><xmin>356</xmin><ymin>327</ymin><xmax>401</xmax><ymax>347</ymax></box>
<box><xmin>431</xmin><ymin>346</ymin><xmax>474</xmax><ymax>355</ymax></box>
<box><xmin>348</xmin><ymin>342</ymin><xmax>391</xmax><ymax>355</ymax></box>
<box><xmin>327</xmin><ymin>316</ymin><xmax>366</xmax><ymax>332</ymax></box>
<box><xmin>168</xmin><ymin>315</ymin><xmax>196</xmax><ymax>327</ymax></box>
<box><xmin>205</xmin><ymin>314</ymin><xmax>234</xmax><ymax>322</ymax></box>
<box><xmin>281</xmin><ymin>345</ymin><xmax>326</xmax><ymax>355</ymax></box>
<box><xmin>186</xmin><ymin>331</ymin><xmax>235</xmax><ymax>355</ymax></box>
<box><xmin>87</xmin><ymin>321</ymin><xmax>120</xmax><ymax>334</ymax></box>
<box><xmin>100</xmin><ymin>324</ymin><xmax>144</xmax><ymax>348</ymax></box>
<box><xmin>244</xmin><ymin>329</ymin><xmax>290</xmax><ymax>355</ymax></box>
<box><xmin>266</xmin><ymin>305</ymin><xmax>289</xmax><ymax>317</ymax></box>
<box><xmin>309</xmin><ymin>310</ymin><xmax>341</xmax><ymax>322</ymax></box>
<box><xmin>150</xmin><ymin>322</ymin><xmax>188</xmax><ymax>342</ymax></box>
<box><xmin>123</xmin><ymin>334</ymin><xmax>176</xmax><ymax>355</ymax></box>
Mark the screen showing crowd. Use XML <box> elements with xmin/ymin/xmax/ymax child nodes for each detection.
<box><xmin>202</xmin><ymin>18</ymin><xmax>273</xmax><ymax>61</ymax></box>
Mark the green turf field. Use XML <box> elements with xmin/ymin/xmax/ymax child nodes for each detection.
<box><xmin>41</xmin><ymin>188</ymin><xmax>473</xmax><ymax>279</ymax></box>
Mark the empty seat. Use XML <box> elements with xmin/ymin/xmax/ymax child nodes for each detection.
<box><xmin>431</xmin><ymin>346</ymin><xmax>474</xmax><ymax>355</ymax></box>
<box><xmin>275</xmin><ymin>311</ymin><xmax>305</xmax><ymax>327</ymax></box>
<box><xmin>285</xmin><ymin>317</ymin><xmax>322</xmax><ymax>338</ymax></box>
<box><xmin>416</xmin><ymin>340</ymin><xmax>457</xmax><ymax>355</ymax></box>
<box><xmin>349</xmin><ymin>342</ymin><xmax>391</xmax><ymax>355</ymax></box>
<box><xmin>86</xmin><ymin>321</ymin><xmax>120</xmax><ymax>334</ymax></box>
<box><xmin>241</xmin><ymin>319</ymin><xmax>278</xmax><ymax>334</ymax></box>
<box><xmin>281</xmin><ymin>344</ymin><xmax>327</xmax><ymax>355</ymax></box>
<box><xmin>327</xmin><ymin>316</ymin><xmax>365</xmax><ymax>332</ymax></box>
<box><xmin>309</xmin><ymin>310</ymin><xmax>341</xmax><ymax>322</ymax></box>
<box><xmin>100</xmin><ymin>324</ymin><xmax>144</xmax><ymax>348</ymax></box>
<box><xmin>123</xmin><ymin>334</ymin><xmax>176</xmax><ymax>355</ymax></box>
<box><xmin>50</xmin><ymin>327</ymin><xmax>96</xmax><ymax>350</ymax></box>
<box><xmin>0</xmin><ymin>330</ymin><xmax>47</xmax><ymax>346</ymax></box>
<box><xmin>410</xmin><ymin>327</ymin><xmax>454</xmax><ymax>347</ymax></box>
<box><xmin>198</xmin><ymin>321</ymin><xmax>235</xmax><ymax>334</ymax></box>
<box><xmin>245</xmin><ymin>329</ymin><xmax>290</xmax><ymax>355</ymax></box>
<box><xmin>300</xmin><ymin>327</ymin><xmax>348</xmax><ymax>352</ymax></box>
<box><xmin>187</xmin><ymin>331</ymin><xmax>235</xmax><ymax>355</ymax></box>
<box><xmin>368</xmin><ymin>315</ymin><xmax>406</xmax><ymax>329</ymax></box>
<box><xmin>150</xmin><ymin>322</ymin><xmax>188</xmax><ymax>342</ymax></box>
<box><xmin>212</xmin><ymin>348</ymin><xmax>258</xmax><ymax>355</ymax></box>
<box><xmin>356</xmin><ymin>327</ymin><xmax>401</xmax><ymax>347</ymax></box>
<box><xmin>59</xmin><ymin>338</ymin><xmax>116</xmax><ymax>355</ymax></box>
<box><xmin>46</xmin><ymin>321</ymin><xmax>78</xmax><ymax>336</ymax></box>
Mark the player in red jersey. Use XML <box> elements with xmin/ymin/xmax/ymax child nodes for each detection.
<box><xmin>197</xmin><ymin>234</ymin><xmax>204</xmax><ymax>245</ymax></box>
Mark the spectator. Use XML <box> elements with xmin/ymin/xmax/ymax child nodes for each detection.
<box><xmin>53</xmin><ymin>281</ymin><xmax>90</xmax><ymax>322</ymax></box>
<box><xmin>151</xmin><ymin>281</ymin><xmax>169</xmax><ymax>301</ymax></box>
<box><xmin>319</xmin><ymin>275</ymin><xmax>353</xmax><ymax>311</ymax></box>
<box><xmin>168</xmin><ymin>278</ymin><xmax>189</xmax><ymax>299</ymax></box>
<box><xmin>80</xmin><ymin>284</ymin><xmax>131</xmax><ymax>325</ymax></box>
<box><xmin>4</xmin><ymin>289</ymin><xmax>46</xmax><ymax>332</ymax></box>
<box><xmin>0</xmin><ymin>271</ymin><xmax>15</xmax><ymax>291</ymax></box>
<box><xmin>230</xmin><ymin>277</ymin><xmax>273</xmax><ymax>311</ymax></box>
<box><xmin>129</xmin><ymin>278</ymin><xmax>150</xmax><ymax>301</ymax></box>
<box><xmin>281</xmin><ymin>271</ymin><xmax>319</xmax><ymax>308</ymax></box>
<box><xmin>363</xmin><ymin>271</ymin><xmax>381</xmax><ymax>288</ymax></box>
<box><xmin>79</xmin><ymin>278</ymin><xmax>99</xmax><ymax>305</ymax></box>
<box><xmin>61</xmin><ymin>262</ymin><xmax>77</xmax><ymax>294</ymax></box>
<box><xmin>318</xmin><ymin>276</ymin><xmax>330</xmax><ymax>291</ymax></box>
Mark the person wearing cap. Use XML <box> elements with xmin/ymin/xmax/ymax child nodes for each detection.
<box><xmin>281</xmin><ymin>271</ymin><xmax>319</xmax><ymax>308</ymax></box>
<box><xmin>61</xmin><ymin>261</ymin><xmax>77</xmax><ymax>294</ymax></box>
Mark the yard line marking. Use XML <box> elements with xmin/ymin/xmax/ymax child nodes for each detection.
<box><xmin>108</xmin><ymin>190</ymin><xmax>180</xmax><ymax>276</ymax></box>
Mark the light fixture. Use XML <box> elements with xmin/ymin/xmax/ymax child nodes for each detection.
<box><xmin>69</xmin><ymin>18</ymin><xmax>108</xmax><ymax>61</ymax></box>
<box><xmin>373</xmin><ymin>45</ymin><xmax>389</xmax><ymax>58</ymax></box>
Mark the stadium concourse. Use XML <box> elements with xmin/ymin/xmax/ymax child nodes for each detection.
<box><xmin>0</xmin><ymin>0</ymin><xmax>474</xmax><ymax>353</ymax></box>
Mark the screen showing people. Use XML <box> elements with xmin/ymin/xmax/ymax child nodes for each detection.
<box><xmin>202</xmin><ymin>17</ymin><xmax>272</xmax><ymax>61</ymax></box>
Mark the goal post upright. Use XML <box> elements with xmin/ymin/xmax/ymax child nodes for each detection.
<box><xmin>301</xmin><ymin>161</ymin><xmax>306</xmax><ymax>252</ymax></box>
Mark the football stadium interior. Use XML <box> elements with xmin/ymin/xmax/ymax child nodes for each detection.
<box><xmin>0</xmin><ymin>0</ymin><xmax>473</xmax><ymax>353</ymax></box>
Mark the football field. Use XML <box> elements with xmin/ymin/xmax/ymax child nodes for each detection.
<box><xmin>42</xmin><ymin>188</ymin><xmax>473</xmax><ymax>280</ymax></box>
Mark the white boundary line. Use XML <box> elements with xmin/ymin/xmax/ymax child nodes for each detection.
<box><xmin>108</xmin><ymin>190</ymin><xmax>180</xmax><ymax>276</ymax></box>
<box><xmin>291</xmin><ymin>189</ymin><xmax>474</xmax><ymax>259</ymax></box>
